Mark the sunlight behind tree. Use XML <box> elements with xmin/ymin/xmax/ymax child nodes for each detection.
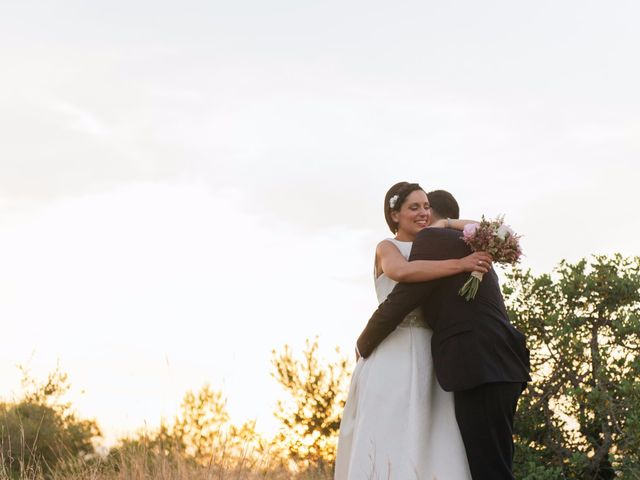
<box><xmin>271</xmin><ymin>337</ymin><xmax>352</xmax><ymax>471</ymax></box>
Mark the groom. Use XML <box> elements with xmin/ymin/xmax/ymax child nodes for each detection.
<box><xmin>356</xmin><ymin>190</ymin><xmax>531</xmax><ymax>480</ymax></box>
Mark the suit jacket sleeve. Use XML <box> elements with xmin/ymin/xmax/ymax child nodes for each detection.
<box><xmin>356</xmin><ymin>230</ymin><xmax>443</xmax><ymax>358</ymax></box>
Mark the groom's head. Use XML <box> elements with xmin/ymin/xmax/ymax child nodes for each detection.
<box><xmin>427</xmin><ymin>190</ymin><xmax>460</xmax><ymax>221</ymax></box>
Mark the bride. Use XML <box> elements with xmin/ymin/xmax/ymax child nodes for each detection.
<box><xmin>334</xmin><ymin>182</ymin><xmax>491</xmax><ymax>480</ymax></box>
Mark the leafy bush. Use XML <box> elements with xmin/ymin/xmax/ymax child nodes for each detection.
<box><xmin>504</xmin><ymin>255</ymin><xmax>640</xmax><ymax>479</ymax></box>
<box><xmin>0</xmin><ymin>367</ymin><xmax>100</xmax><ymax>478</ymax></box>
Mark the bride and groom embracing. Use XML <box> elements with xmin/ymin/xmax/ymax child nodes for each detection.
<box><xmin>334</xmin><ymin>182</ymin><xmax>531</xmax><ymax>480</ymax></box>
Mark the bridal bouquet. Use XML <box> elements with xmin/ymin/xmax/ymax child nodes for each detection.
<box><xmin>459</xmin><ymin>215</ymin><xmax>522</xmax><ymax>301</ymax></box>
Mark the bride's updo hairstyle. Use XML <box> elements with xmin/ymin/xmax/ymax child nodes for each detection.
<box><xmin>384</xmin><ymin>181</ymin><xmax>425</xmax><ymax>233</ymax></box>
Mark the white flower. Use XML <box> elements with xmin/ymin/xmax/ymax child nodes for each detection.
<box><xmin>389</xmin><ymin>194</ymin><xmax>400</xmax><ymax>209</ymax></box>
<box><xmin>497</xmin><ymin>224</ymin><xmax>513</xmax><ymax>240</ymax></box>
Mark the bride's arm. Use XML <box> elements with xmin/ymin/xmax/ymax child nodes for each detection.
<box><xmin>377</xmin><ymin>240</ymin><xmax>491</xmax><ymax>283</ymax></box>
<box><xmin>429</xmin><ymin>218</ymin><xmax>477</xmax><ymax>230</ymax></box>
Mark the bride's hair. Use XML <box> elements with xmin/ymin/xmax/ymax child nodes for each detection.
<box><xmin>384</xmin><ymin>181</ymin><xmax>425</xmax><ymax>233</ymax></box>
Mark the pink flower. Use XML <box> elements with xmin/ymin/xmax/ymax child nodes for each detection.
<box><xmin>463</xmin><ymin>222</ymin><xmax>480</xmax><ymax>238</ymax></box>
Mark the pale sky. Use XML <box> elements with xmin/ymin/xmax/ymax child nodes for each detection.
<box><xmin>1</xmin><ymin>1</ymin><xmax>639</xmax><ymax>445</ymax></box>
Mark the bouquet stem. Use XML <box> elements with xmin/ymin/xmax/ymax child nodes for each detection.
<box><xmin>458</xmin><ymin>271</ymin><xmax>484</xmax><ymax>301</ymax></box>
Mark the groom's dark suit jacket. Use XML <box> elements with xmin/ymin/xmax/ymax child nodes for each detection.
<box><xmin>357</xmin><ymin>228</ymin><xmax>531</xmax><ymax>392</ymax></box>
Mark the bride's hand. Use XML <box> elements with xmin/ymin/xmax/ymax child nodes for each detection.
<box><xmin>429</xmin><ymin>218</ymin><xmax>477</xmax><ymax>231</ymax></box>
<box><xmin>459</xmin><ymin>252</ymin><xmax>492</xmax><ymax>273</ymax></box>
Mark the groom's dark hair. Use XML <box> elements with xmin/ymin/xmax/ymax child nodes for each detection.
<box><xmin>427</xmin><ymin>190</ymin><xmax>460</xmax><ymax>220</ymax></box>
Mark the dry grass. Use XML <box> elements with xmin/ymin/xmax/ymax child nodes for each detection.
<box><xmin>1</xmin><ymin>364</ymin><xmax>340</xmax><ymax>480</ymax></box>
<box><xmin>0</xmin><ymin>448</ymin><xmax>334</xmax><ymax>480</ymax></box>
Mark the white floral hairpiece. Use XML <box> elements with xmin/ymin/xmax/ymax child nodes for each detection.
<box><xmin>389</xmin><ymin>194</ymin><xmax>400</xmax><ymax>209</ymax></box>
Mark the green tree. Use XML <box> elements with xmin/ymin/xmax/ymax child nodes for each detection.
<box><xmin>110</xmin><ymin>384</ymin><xmax>267</xmax><ymax>473</ymax></box>
<box><xmin>503</xmin><ymin>254</ymin><xmax>640</xmax><ymax>479</ymax></box>
<box><xmin>172</xmin><ymin>384</ymin><xmax>265</xmax><ymax>467</ymax></box>
<box><xmin>271</xmin><ymin>337</ymin><xmax>352</xmax><ymax>471</ymax></box>
<box><xmin>0</xmin><ymin>366</ymin><xmax>100</xmax><ymax>477</ymax></box>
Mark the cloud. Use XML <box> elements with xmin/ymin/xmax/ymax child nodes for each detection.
<box><xmin>2</xmin><ymin>0</ymin><xmax>640</xmax><ymax>443</ymax></box>
<box><xmin>50</xmin><ymin>101</ymin><xmax>111</xmax><ymax>137</ymax></box>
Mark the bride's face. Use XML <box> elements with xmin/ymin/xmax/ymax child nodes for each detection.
<box><xmin>392</xmin><ymin>190</ymin><xmax>431</xmax><ymax>239</ymax></box>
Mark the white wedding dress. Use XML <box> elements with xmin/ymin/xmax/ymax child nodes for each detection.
<box><xmin>334</xmin><ymin>239</ymin><xmax>471</xmax><ymax>480</ymax></box>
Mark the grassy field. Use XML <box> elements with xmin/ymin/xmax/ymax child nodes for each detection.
<box><xmin>0</xmin><ymin>448</ymin><xmax>334</xmax><ymax>480</ymax></box>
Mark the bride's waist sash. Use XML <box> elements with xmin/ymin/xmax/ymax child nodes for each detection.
<box><xmin>398</xmin><ymin>308</ymin><xmax>428</xmax><ymax>328</ymax></box>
